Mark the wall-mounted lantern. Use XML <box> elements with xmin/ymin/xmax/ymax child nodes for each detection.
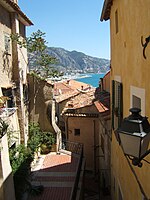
<box><xmin>116</xmin><ymin>108</ymin><xmax>150</xmax><ymax>167</ymax></box>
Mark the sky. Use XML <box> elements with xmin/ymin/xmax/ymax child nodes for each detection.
<box><xmin>18</xmin><ymin>0</ymin><xmax>110</xmax><ymax>59</ymax></box>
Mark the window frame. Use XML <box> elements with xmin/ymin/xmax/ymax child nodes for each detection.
<box><xmin>112</xmin><ymin>80</ymin><xmax>123</xmax><ymax>130</ymax></box>
<box><xmin>130</xmin><ymin>86</ymin><xmax>145</xmax><ymax>115</ymax></box>
<box><xmin>19</xmin><ymin>21</ymin><xmax>26</xmax><ymax>38</ymax></box>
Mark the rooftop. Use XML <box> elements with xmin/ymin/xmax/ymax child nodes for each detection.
<box><xmin>62</xmin><ymin>87</ymin><xmax>96</xmax><ymax>111</ymax></box>
<box><xmin>54</xmin><ymin>79</ymin><xmax>92</xmax><ymax>103</ymax></box>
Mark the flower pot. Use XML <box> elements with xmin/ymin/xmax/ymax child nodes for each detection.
<box><xmin>40</xmin><ymin>144</ymin><xmax>51</xmax><ymax>154</ymax></box>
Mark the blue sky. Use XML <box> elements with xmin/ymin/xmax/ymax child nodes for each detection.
<box><xmin>19</xmin><ymin>0</ymin><xmax>110</xmax><ymax>59</ymax></box>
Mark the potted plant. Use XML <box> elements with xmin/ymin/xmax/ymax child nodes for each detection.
<box><xmin>40</xmin><ymin>132</ymin><xmax>56</xmax><ymax>154</ymax></box>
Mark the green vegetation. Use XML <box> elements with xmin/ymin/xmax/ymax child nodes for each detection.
<box><xmin>9</xmin><ymin>123</ymin><xmax>56</xmax><ymax>199</ymax></box>
<box><xmin>0</xmin><ymin>119</ymin><xmax>8</xmax><ymax>138</ymax></box>
<box><xmin>11</xmin><ymin>30</ymin><xmax>62</xmax><ymax>79</ymax></box>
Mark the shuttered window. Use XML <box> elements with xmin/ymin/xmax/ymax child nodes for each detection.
<box><xmin>112</xmin><ymin>80</ymin><xmax>123</xmax><ymax>130</ymax></box>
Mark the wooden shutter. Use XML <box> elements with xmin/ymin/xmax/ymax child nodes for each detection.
<box><xmin>112</xmin><ymin>80</ymin><xmax>115</xmax><ymax>129</ymax></box>
<box><xmin>111</xmin><ymin>80</ymin><xmax>123</xmax><ymax>130</ymax></box>
<box><xmin>118</xmin><ymin>82</ymin><xmax>123</xmax><ymax>127</ymax></box>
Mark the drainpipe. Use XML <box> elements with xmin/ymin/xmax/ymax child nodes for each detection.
<box><xmin>51</xmin><ymin>100</ymin><xmax>62</xmax><ymax>153</ymax></box>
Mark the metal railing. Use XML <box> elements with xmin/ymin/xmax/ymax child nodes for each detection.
<box><xmin>61</xmin><ymin>141</ymin><xmax>83</xmax><ymax>200</ymax></box>
<box><xmin>60</xmin><ymin>140</ymin><xmax>84</xmax><ymax>200</ymax></box>
<box><xmin>61</xmin><ymin>140</ymin><xmax>83</xmax><ymax>155</ymax></box>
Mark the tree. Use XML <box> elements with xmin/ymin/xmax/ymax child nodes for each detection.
<box><xmin>11</xmin><ymin>30</ymin><xmax>60</xmax><ymax>143</ymax></box>
<box><xmin>11</xmin><ymin>30</ymin><xmax>63</xmax><ymax>79</ymax></box>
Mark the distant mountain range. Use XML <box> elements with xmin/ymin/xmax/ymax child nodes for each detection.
<box><xmin>46</xmin><ymin>47</ymin><xmax>110</xmax><ymax>73</ymax></box>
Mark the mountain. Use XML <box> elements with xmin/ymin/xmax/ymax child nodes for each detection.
<box><xmin>46</xmin><ymin>47</ymin><xmax>110</xmax><ymax>73</ymax></box>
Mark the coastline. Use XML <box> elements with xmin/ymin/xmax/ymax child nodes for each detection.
<box><xmin>48</xmin><ymin>72</ymin><xmax>106</xmax><ymax>88</ymax></box>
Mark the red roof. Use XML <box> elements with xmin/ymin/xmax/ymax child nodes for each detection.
<box><xmin>103</xmin><ymin>70</ymin><xmax>110</xmax><ymax>79</ymax></box>
<box><xmin>54</xmin><ymin>80</ymin><xmax>92</xmax><ymax>102</ymax></box>
<box><xmin>94</xmin><ymin>100</ymin><xmax>108</xmax><ymax>113</ymax></box>
<box><xmin>63</xmin><ymin>88</ymin><xmax>95</xmax><ymax>111</ymax></box>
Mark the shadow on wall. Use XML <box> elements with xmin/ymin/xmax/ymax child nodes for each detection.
<box><xmin>28</xmin><ymin>74</ymin><xmax>54</xmax><ymax>132</ymax></box>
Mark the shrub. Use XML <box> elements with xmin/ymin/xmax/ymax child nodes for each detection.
<box><xmin>9</xmin><ymin>123</ymin><xmax>56</xmax><ymax>199</ymax></box>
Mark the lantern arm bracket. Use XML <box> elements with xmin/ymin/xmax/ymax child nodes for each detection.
<box><xmin>141</xmin><ymin>35</ymin><xmax>150</xmax><ymax>59</ymax></box>
<box><xmin>130</xmin><ymin>149</ymin><xmax>150</xmax><ymax>167</ymax></box>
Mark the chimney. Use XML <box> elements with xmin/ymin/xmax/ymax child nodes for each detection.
<box><xmin>67</xmin><ymin>80</ymin><xmax>70</xmax><ymax>85</ymax></box>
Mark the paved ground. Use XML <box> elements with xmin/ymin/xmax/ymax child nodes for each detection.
<box><xmin>84</xmin><ymin>171</ymin><xmax>111</xmax><ymax>200</ymax></box>
<box><xmin>26</xmin><ymin>152</ymin><xmax>80</xmax><ymax>200</ymax></box>
<box><xmin>24</xmin><ymin>152</ymin><xmax>111</xmax><ymax>200</ymax></box>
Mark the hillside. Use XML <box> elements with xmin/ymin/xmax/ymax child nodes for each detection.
<box><xmin>46</xmin><ymin>47</ymin><xmax>110</xmax><ymax>73</ymax></box>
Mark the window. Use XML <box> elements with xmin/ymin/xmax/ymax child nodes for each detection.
<box><xmin>4</xmin><ymin>34</ymin><xmax>11</xmax><ymax>53</ymax></box>
<box><xmin>19</xmin><ymin>21</ymin><xmax>26</xmax><ymax>38</ymax></box>
<box><xmin>2</xmin><ymin>88</ymin><xmax>15</xmax><ymax>108</ymax></box>
<box><xmin>23</xmin><ymin>84</ymin><xmax>28</xmax><ymax>104</ymax></box>
<box><xmin>74</xmin><ymin>129</ymin><xmax>80</xmax><ymax>136</ymax></box>
<box><xmin>130</xmin><ymin>86</ymin><xmax>145</xmax><ymax>115</ymax></box>
<box><xmin>115</xmin><ymin>9</ymin><xmax>119</xmax><ymax>34</ymax></box>
<box><xmin>132</xmin><ymin>95</ymin><xmax>141</xmax><ymax>109</ymax></box>
<box><xmin>112</xmin><ymin>80</ymin><xmax>123</xmax><ymax>130</ymax></box>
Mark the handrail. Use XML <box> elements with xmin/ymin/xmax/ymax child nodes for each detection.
<box><xmin>60</xmin><ymin>140</ymin><xmax>84</xmax><ymax>200</ymax></box>
<box><xmin>61</xmin><ymin>140</ymin><xmax>83</xmax><ymax>155</ymax></box>
<box><xmin>71</xmin><ymin>147</ymin><xmax>83</xmax><ymax>200</ymax></box>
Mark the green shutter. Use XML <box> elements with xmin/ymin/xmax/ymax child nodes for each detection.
<box><xmin>118</xmin><ymin>82</ymin><xmax>123</xmax><ymax>127</ymax></box>
<box><xmin>112</xmin><ymin>80</ymin><xmax>115</xmax><ymax>129</ymax></box>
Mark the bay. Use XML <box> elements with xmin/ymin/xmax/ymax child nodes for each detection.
<box><xmin>75</xmin><ymin>73</ymin><xmax>105</xmax><ymax>88</ymax></box>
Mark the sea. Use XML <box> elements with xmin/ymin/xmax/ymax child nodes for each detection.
<box><xmin>75</xmin><ymin>73</ymin><xmax>105</xmax><ymax>88</ymax></box>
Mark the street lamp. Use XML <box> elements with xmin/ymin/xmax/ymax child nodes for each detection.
<box><xmin>116</xmin><ymin>108</ymin><xmax>150</xmax><ymax>167</ymax></box>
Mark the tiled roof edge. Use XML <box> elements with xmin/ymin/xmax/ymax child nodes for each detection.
<box><xmin>3</xmin><ymin>0</ymin><xmax>33</xmax><ymax>25</ymax></box>
<box><xmin>100</xmin><ymin>0</ymin><xmax>113</xmax><ymax>21</ymax></box>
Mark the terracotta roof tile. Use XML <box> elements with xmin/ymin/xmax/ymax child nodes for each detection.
<box><xmin>54</xmin><ymin>80</ymin><xmax>92</xmax><ymax>102</ymax></box>
<box><xmin>55</xmin><ymin>90</ymin><xmax>80</xmax><ymax>103</ymax></box>
<box><xmin>63</xmin><ymin>88</ymin><xmax>96</xmax><ymax>111</ymax></box>
<box><xmin>94</xmin><ymin>100</ymin><xmax>108</xmax><ymax>113</ymax></box>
